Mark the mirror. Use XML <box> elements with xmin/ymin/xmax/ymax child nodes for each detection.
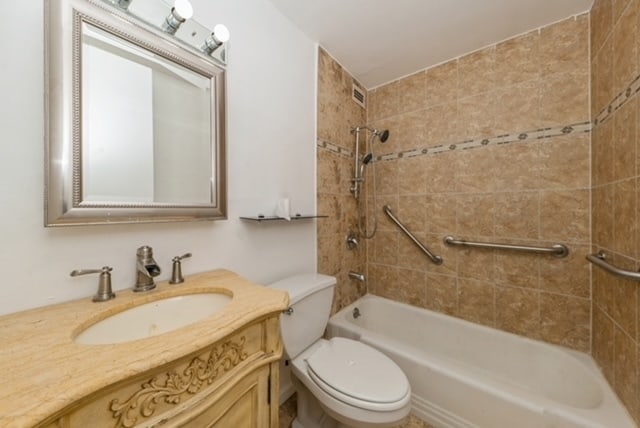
<box><xmin>45</xmin><ymin>0</ymin><xmax>226</xmax><ymax>226</ymax></box>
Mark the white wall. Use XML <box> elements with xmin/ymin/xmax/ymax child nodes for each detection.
<box><xmin>0</xmin><ymin>0</ymin><xmax>317</xmax><ymax>316</ymax></box>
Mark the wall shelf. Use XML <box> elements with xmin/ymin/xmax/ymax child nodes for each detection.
<box><xmin>239</xmin><ymin>214</ymin><xmax>328</xmax><ymax>222</ymax></box>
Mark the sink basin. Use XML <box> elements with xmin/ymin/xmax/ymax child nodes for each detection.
<box><xmin>74</xmin><ymin>293</ymin><xmax>232</xmax><ymax>345</ymax></box>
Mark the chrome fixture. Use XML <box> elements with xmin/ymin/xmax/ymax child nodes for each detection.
<box><xmin>352</xmin><ymin>307</ymin><xmax>361</xmax><ymax>319</ymax></box>
<box><xmin>346</xmin><ymin>232</ymin><xmax>359</xmax><ymax>250</ymax></box>
<box><xmin>349</xmin><ymin>271</ymin><xmax>366</xmax><ymax>282</ymax></box>
<box><xmin>444</xmin><ymin>236</ymin><xmax>569</xmax><ymax>258</ymax></box>
<box><xmin>202</xmin><ymin>24</ymin><xmax>230</xmax><ymax>55</ymax></box>
<box><xmin>161</xmin><ymin>0</ymin><xmax>193</xmax><ymax>34</ymax></box>
<box><xmin>70</xmin><ymin>266</ymin><xmax>116</xmax><ymax>302</ymax></box>
<box><xmin>383</xmin><ymin>205</ymin><xmax>443</xmax><ymax>265</ymax></box>
<box><xmin>134</xmin><ymin>246</ymin><xmax>161</xmax><ymax>292</ymax></box>
<box><xmin>116</xmin><ymin>0</ymin><xmax>132</xmax><ymax>10</ymax></box>
<box><xmin>587</xmin><ymin>251</ymin><xmax>640</xmax><ymax>281</ymax></box>
<box><xmin>169</xmin><ymin>252</ymin><xmax>192</xmax><ymax>284</ymax></box>
<box><xmin>350</xmin><ymin>125</ymin><xmax>390</xmax><ymax>240</ymax></box>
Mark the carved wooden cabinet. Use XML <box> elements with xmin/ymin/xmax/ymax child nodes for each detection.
<box><xmin>38</xmin><ymin>315</ymin><xmax>282</xmax><ymax>428</ymax></box>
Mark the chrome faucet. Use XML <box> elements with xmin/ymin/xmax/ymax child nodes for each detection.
<box><xmin>134</xmin><ymin>246</ymin><xmax>161</xmax><ymax>292</ymax></box>
<box><xmin>70</xmin><ymin>266</ymin><xmax>115</xmax><ymax>302</ymax></box>
<box><xmin>169</xmin><ymin>253</ymin><xmax>192</xmax><ymax>284</ymax></box>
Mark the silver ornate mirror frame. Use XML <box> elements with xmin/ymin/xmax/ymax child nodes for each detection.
<box><xmin>45</xmin><ymin>0</ymin><xmax>227</xmax><ymax>226</ymax></box>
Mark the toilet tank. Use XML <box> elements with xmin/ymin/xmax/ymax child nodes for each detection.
<box><xmin>268</xmin><ymin>274</ymin><xmax>336</xmax><ymax>359</ymax></box>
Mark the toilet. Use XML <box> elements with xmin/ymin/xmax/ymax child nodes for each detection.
<box><xmin>269</xmin><ymin>274</ymin><xmax>411</xmax><ymax>428</ymax></box>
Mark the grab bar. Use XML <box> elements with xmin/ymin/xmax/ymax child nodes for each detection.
<box><xmin>383</xmin><ymin>205</ymin><xmax>443</xmax><ymax>265</ymax></box>
<box><xmin>586</xmin><ymin>251</ymin><xmax>640</xmax><ymax>281</ymax></box>
<box><xmin>443</xmin><ymin>236</ymin><xmax>569</xmax><ymax>258</ymax></box>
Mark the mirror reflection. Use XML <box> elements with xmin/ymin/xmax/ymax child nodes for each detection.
<box><xmin>81</xmin><ymin>22</ymin><xmax>213</xmax><ymax>205</ymax></box>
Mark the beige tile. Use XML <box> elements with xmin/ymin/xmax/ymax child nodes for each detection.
<box><xmin>457</xmin><ymin>92</ymin><xmax>496</xmax><ymax>140</ymax></box>
<box><xmin>592</xmin><ymin>118</ymin><xmax>615</xmax><ymax>186</ymax></box>
<box><xmin>317</xmin><ymin>149</ymin><xmax>342</xmax><ymax>194</ymax></box>
<box><xmin>494</xmin><ymin>249</ymin><xmax>540</xmax><ymax>289</ymax></box>
<box><xmin>457</xmin><ymin>193</ymin><xmax>495</xmax><ymax>237</ymax></box>
<box><xmin>426</xmin><ymin>60</ymin><xmax>458</xmax><ymax>107</ymax></box>
<box><xmin>426</xmin><ymin>273</ymin><xmax>458</xmax><ymax>316</ymax></box>
<box><xmin>456</xmin><ymin>246</ymin><xmax>495</xmax><ymax>282</ymax></box>
<box><xmin>540</xmin><ymin>71</ymin><xmax>590</xmax><ymax>128</ymax></box>
<box><xmin>396</xmin><ymin>268</ymin><xmax>428</xmax><ymax>308</ymax></box>
<box><xmin>424</xmin><ymin>233</ymin><xmax>457</xmax><ymax>277</ymax></box>
<box><xmin>374</xmin><ymin>231</ymin><xmax>399</xmax><ymax>265</ymax></box>
<box><xmin>318</xmin><ymin>230</ymin><xmax>341</xmax><ymax>276</ymax></box>
<box><xmin>496</xmin><ymin>286</ymin><xmax>540</xmax><ymax>338</ymax></box>
<box><xmin>591</xmin><ymin>37</ymin><xmax>614</xmax><ymax>117</ymax></box>
<box><xmin>592</xmin><ymin>307</ymin><xmax>615</xmax><ymax>385</ymax></box>
<box><xmin>613</xmin><ymin>0</ymin><xmax>633</xmax><ymax>22</ymax></box>
<box><xmin>539</xmin><ymin>189</ymin><xmax>590</xmax><ymax>242</ymax></box>
<box><xmin>455</xmin><ymin>147</ymin><xmax>499</xmax><ymax>193</ymax></box>
<box><xmin>538</xmin><ymin>134</ymin><xmax>591</xmax><ymax>190</ymax></box>
<box><xmin>593</xmin><ymin>250</ymin><xmax>615</xmax><ymax>315</ymax></box>
<box><xmin>492</xmin><ymin>143</ymin><xmax>541</xmax><ymax>192</ymax></box>
<box><xmin>458</xmin><ymin>46</ymin><xmax>496</xmax><ymax>97</ymax></box>
<box><xmin>425</xmin><ymin>152</ymin><xmax>457</xmax><ymax>193</ymax></box>
<box><xmin>495</xmin><ymin>30</ymin><xmax>540</xmax><ymax>85</ymax></box>
<box><xmin>614</xmin><ymin>179</ymin><xmax>637</xmax><ymax>257</ymax></box>
<box><xmin>373</xmin><ymin>195</ymin><xmax>400</xmax><ymax>232</ymax></box>
<box><xmin>398</xmin><ymin>195</ymin><xmax>427</xmax><ymax>233</ymax></box>
<box><xmin>368</xmin><ymin>263</ymin><xmax>399</xmax><ymax>298</ymax></box>
<box><xmin>371</xmin><ymin>71</ymin><xmax>427</xmax><ymax>121</ymax></box>
<box><xmin>591</xmin><ymin>0</ymin><xmax>613</xmax><ymax>57</ymax></box>
<box><xmin>458</xmin><ymin>278</ymin><xmax>496</xmax><ymax>327</ymax></box>
<box><xmin>614</xmin><ymin>97</ymin><xmax>637</xmax><ymax>181</ymax></box>
<box><xmin>614</xmin><ymin>326</ymin><xmax>639</xmax><ymax>418</ymax></box>
<box><xmin>399</xmin><ymin>414</ymin><xmax>436</xmax><ymax>428</ymax></box>
<box><xmin>613</xmin><ymin>0</ymin><xmax>638</xmax><ymax>95</ymax></box>
<box><xmin>539</xmin><ymin>15</ymin><xmax>589</xmax><ymax>78</ymax></box>
<box><xmin>398</xmin><ymin>232</ymin><xmax>429</xmax><ymax>271</ymax></box>
<box><xmin>375</xmin><ymin>161</ymin><xmax>399</xmax><ymax>195</ymax></box>
<box><xmin>593</xmin><ymin>184</ymin><xmax>615</xmax><ymax>249</ymax></box>
<box><xmin>494</xmin><ymin>192</ymin><xmax>539</xmax><ymax>240</ymax></box>
<box><xmin>424</xmin><ymin>102</ymin><xmax>458</xmax><ymax>145</ymax></box>
<box><xmin>610</xmin><ymin>254</ymin><xmax>638</xmax><ymax>338</ymax></box>
<box><xmin>393</xmin><ymin>110</ymin><xmax>429</xmax><ymax>152</ymax></box>
<box><xmin>425</xmin><ymin>193</ymin><xmax>457</xmax><ymax>234</ymax></box>
<box><xmin>398</xmin><ymin>157</ymin><xmax>427</xmax><ymax>195</ymax></box>
<box><xmin>278</xmin><ymin>394</ymin><xmax>297</xmax><ymax>428</ymax></box>
<box><xmin>493</xmin><ymin>80</ymin><xmax>540</xmax><ymax>135</ymax></box>
<box><xmin>539</xmin><ymin>244</ymin><xmax>591</xmax><ymax>298</ymax></box>
<box><xmin>540</xmin><ymin>293</ymin><xmax>590</xmax><ymax>351</ymax></box>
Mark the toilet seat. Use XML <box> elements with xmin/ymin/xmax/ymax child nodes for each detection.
<box><xmin>306</xmin><ymin>337</ymin><xmax>411</xmax><ymax>411</ymax></box>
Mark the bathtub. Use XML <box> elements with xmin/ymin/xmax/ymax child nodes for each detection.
<box><xmin>326</xmin><ymin>295</ymin><xmax>635</xmax><ymax>428</ymax></box>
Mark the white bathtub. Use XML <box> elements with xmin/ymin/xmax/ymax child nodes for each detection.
<box><xmin>326</xmin><ymin>295</ymin><xmax>635</xmax><ymax>428</ymax></box>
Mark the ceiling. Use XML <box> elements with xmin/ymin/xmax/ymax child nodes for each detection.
<box><xmin>267</xmin><ymin>0</ymin><xmax>594</xmax><ymax>89</ymax></box>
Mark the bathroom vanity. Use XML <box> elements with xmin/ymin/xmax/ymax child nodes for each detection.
<box><xmin>0</xmin><ymin>270</ymin><xmax>288</xmax><ymax>428</ymax></box>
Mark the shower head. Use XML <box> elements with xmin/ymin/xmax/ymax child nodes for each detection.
<box><xmin>362</xmin><ymin>153</ymin><xmax>373</xmax><ymax>165</ymax></box>
<box><xmin>375</xmin><ymin>129</ymin><xmax>390</xmax><ymax>143</ymax></box>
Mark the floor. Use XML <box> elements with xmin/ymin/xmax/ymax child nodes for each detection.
<box><xmin>278</xmin><ymin>394</ymin><xmax>434</xmax><ymax>428</ymax></box>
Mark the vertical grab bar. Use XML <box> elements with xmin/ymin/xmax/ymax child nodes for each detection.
<box><xmin>383</xmin><ymin>205</ymin><xmax>443</xmax><ymax>265</ymax></box>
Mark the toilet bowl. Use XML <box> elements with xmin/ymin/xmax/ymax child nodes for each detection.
<box><xmin>269</xmin><ymin>274</ymin><xmax>411</xmax><ymax>428</ymax></box>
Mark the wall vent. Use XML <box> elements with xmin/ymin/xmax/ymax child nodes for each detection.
<box><xmin>352</xmin><ymin>83</ymin><xmax>366</xmax><ymax>109</ymax></box>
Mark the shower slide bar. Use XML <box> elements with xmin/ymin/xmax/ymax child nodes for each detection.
<box><xmin>383</xmin><ymin>205</ymin><xmax>443</xmax><ymax>265</ymax></box>
<box><xmin>443</xmin><ymin>236</ymin><xmax>570</xmax><ymax>258</ymax></box>
<box><xmin>586</xmin><ymin>251</ymin><xmax>640</xmax><ymax>281</ymax></box>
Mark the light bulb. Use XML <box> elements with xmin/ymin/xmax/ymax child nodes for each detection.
<box><xmin>173</xmin><ymin>0</ymin><xmax>193</xmax><ymax>20</ymax></box>
<box><xmin>213</xmin><ymin>24</ymin><xmax>230</xmax><ymax>43</ymax></box>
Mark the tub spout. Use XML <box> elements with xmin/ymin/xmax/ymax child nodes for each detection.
<box><xmin>349</xmin><ymin>271</ymin><xmax>365</xmax><ymax>282</ymax></box>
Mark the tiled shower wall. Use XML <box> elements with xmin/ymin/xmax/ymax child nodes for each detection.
<box><xmin>365</xmin><ymin>14</ymin><xmax>592</xmax><ymax>352</ymax></box>
<box><xmin>591</xmin><ymin>0</ymin><xmax>640</xmax><ymax>423</ymax></box>
<box><xmin>316</xmin><ymin>48</ymin><xmax>368</xmax><ymax>314</ymax></box>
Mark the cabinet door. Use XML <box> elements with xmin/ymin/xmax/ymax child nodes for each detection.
<box><xmin>177</xmin><ymin>365</ymin><xmax>271</xmax><ymax>428</ymax></box>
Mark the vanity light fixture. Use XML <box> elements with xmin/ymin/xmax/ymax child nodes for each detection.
<box><xmin>161</xmin><ymin>0</ymin><xmax>194</xmax><ymax>35</ymax></box>
<box><xmin>202</xmin><ymin>24</ymin><xmax>230</xmax><ymax>54</ymax></box>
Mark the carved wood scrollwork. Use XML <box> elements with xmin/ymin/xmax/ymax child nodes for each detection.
<box><xmin>109</xmin><ymin>337</ymin><xmax>248</xmax><ymax>428</ymax></box>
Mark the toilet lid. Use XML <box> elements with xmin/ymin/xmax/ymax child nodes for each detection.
<box><xmin>306</xmin><ymin>338</ymin><xmax>410</xmax><ymax>410</ymax></box>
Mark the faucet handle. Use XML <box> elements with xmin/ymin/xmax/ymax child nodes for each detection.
<box><xmin>169</xmin><ymin>253</ymin><xmax>192</xmax><ymax>284</ymax></box>
<box><xmin>70</xmin><ymin>266</ymin><xmax>116</xmax><ymax>302</ymax></box>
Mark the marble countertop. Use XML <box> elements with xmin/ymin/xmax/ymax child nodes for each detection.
<box><xmin>0</xmin><ymin>269</ymin><xmax>289</xmax><ymax>428</ymax></box>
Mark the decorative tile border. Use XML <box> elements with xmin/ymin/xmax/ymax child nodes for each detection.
<box><xmin>594</xmin><ymin>73</ymin><xmax>640</xmax><ymax>126</ymax></box>
<box><xmin>316</xmin><ymin>140</ymin><xmax>354</xmax><ymax>158</ymax></box>
<box><xmin>318</xmin><ymin>121</ymin><xmax>592</xmax><ymax>162</ymax></box>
